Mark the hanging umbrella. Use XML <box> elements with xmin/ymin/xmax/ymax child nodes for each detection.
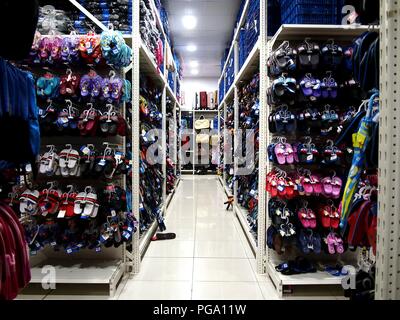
<box><xmin>340</xmin><ymin>92</ymin><xmax>379</xmax><ymax>230</ymax></box>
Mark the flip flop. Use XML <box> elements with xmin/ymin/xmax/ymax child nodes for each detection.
<box><xmin>331</xmin><ymin>176</ymin><xmax>342</xmax><ymax>199</ymax></box>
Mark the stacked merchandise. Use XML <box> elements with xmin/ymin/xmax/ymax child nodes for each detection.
<box><xmin>195</xmin><ymin>91</ymin><xmax>218</xmax><ymax>110</ymax></box>
<box><xmin>225</xmin><ymin>54</ymin><xmax>235</xmax><ymax>94</ymax></box>
<box><xmin>194</xmin><ymin>116</ymin><xmax>218</xmax><ymax>174</ymax></box>
<box><xmin>4</xmin><ymin>29</ymin><xmax>136</xmax><ymax>258</ymax></box>
<box><xmin>280</xmin><ymin>0</ymin><xmax>344</xmax><ymax>25</ymax></box>
<box><xmin>166</xmin><ymin>98</ymin><xmax>177</xmax><ymax>195</ymax></box>
<box><xmin>219</xmin><ymin>80</ymin><xmax>224</xmax><ymax>106</ymax></box>
<box><xmin>224</xmin><ymin>103</ymin><xmax>235</xmax><ymax>193</ymax></box>
<box><xmin>218</xmin><ymin>112</ymin><xmax>225</xmax><ymax>176</ymax></box>
<box><xmin>180</xmin><ymin>112</ymin><xmax>193</xmax><ymax>171</ymax></box>
<box><xmin>236</xmin><ymin>73</ymin><xmax>260</xmax><ymax>236</ymax></box>
<box><xmin>37</xmin><ymin>2</ymin><xmax>73</xmax><ymax>34</ymax></box>
<box><xmin>238</xmin><ymin>0</ymin><xmax>260</xmax><ymax>69</ymax></box>
<box><xmin>139</xmin><ymin>77</ymin><xmax>166</xmax><ymax>233</ymax></box>
<box><xmin>154</xmin><ymin>0</ymin><xmax>171</xmax><ymax>48</ymax></box>
<box><xmin>140</xmin><ymin>0</ymin><xmax>164</xmax><ymax>73</ymax></box>
<box><xmin>71</xmin><ymin>0</ymin><xmax>132</xmax><ymax>34</ymax></box>
<box><xmin>266</xmin><ymin>32</ymin><xmax>379</xmax><ymax>288</ymax></box>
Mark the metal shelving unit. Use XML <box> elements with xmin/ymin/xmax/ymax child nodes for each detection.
<box><xmin>27</xmin><ymin>0</ymin><xmax>182</xmax><ymax>293</ymax></box>
<box><xmin>217</xmin><ymin>0</ymin><xmax>266</xmax><ymax>271</ymax></box>
<box><xmin>375</xmin><ymin>0</ymin><xmax>400</xmax><ymax>300</ymax></box>
<box><xmin>264</xmin><ymin>24</ymin><xmax>371</xmax><ymax>298</ymax></box>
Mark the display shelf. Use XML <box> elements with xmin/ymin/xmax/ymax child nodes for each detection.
<box><xmin>234</xmin><ymin>40</ymin><xmax>260</xmax><ymax>86</ymax></box>
<box><xmin>30</xmin><ymin>259</ymin><xmax>125</xmax><ymax>297</ymax></box>
<box><xmin>266</xmin><ymin>262</ymin><xmax>345</xmax><ymax>298</ymax></box>
<box><xmin>219</xmin><ymin>0</ymin><xmax>251</xmax><ymax>83</ymax></box>
<box><xmin>140</xmin><ymin>41</ymin><xmax>166</xmax><ymax>87</ymax></box>
<box><xmin>234</xmin><ymin>204</ymin><xmax>257</xmax><ymax>257</ymax></box>
<box><xmin>269</xmin><ymin>24</ymin><xmax>371</xmax><ymax>49</ymax></box>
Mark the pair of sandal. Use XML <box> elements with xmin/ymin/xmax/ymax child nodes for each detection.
<box><xmin>266</xmin><ymin>169</ymin><xmax>296</xmax><ymax>199</ymax></box>
<box><xmin>39</xmin><ymin>146</ymin><xmax>59</xmax><ymax>176</ymax></box>
<box><xmin>321</xmin><ymin>174</ymin><xmax>342</xmax><ymax>199</ymax></box>
<box><xmin>268</xmin><ymin>106</ymin><xmax>296</xmax><ymax>134</ymax></box>
<box><xmin>59</xmin><ymin>145</ymin><xmax>81</xmax><ymax>177</ymax></box>
<box><xmin>270</xmin><ymin>138</ymin><xmax>296</xmax><ymax>165</ymax></box>
<box><xmin>268</xmin><ymin>75</ymin><xmax>297</xmax><ymax>105</ymax></box>
<box><xmin>268</xmin><ymin>198</ymin><xmax>294</xmax><ymax>227</ymax></box>
<box><xmin>298</xmin><ymin>204</ymin><xmax>317</xmax><ymax>229</ymax></box>
<box><xmin>298</xmin><ymin>229</ymin><xmax>321</xmax><ymax>254</ymax></box>
<box><xmin>74</xmin><ymin>186</ymin><xmax>99</xmax><ymax>219</ymax></box>
<box><xmin>321</xmin><ymin>40</ymin><xmax>343</xmax><ymax>70</ymax></box>
<box><xmin>59</xmin><ymin>69</ymin><xmax>81</xmax><ymax>97</ymax></box>
<box><xmin>79</xmin><ymin>31</ymin><xmax>103</xmax><ymax>65</ymax></box>
<box><xmin>326</xmin><ymin>232</ymin><xmax>345</xmax><ymax>254</ymax></box>
<box><xmin>318</xmin><ymin>201</ymin><xmax>341</xmax><ymax>229</ymax></box>
<box><xmin>100</xmin><ymin>27</ymin><xmax>132</xmax><ymax>68</ymax></box>
<box><xmin>299</xmin><ymin>171</ymin><xmax>322</xmax><ymax>196</ymax></box>
<box><xmin>19</xmin><ymin>189</ymin><xmax>40</xmax><ymax>215</ymax></box>
<box><xmin>80</xmin><ymin>70</ymin><xmax>103</xmax><ymax>98</ymax></box>
<box><xmin>300</xmin><ymin>73</ymin><xmax>321</xmax><ymax>101</ymax></box>
<box><xmin>298</xmin><ymin>38</ymin><xmax>320</xmax><ymax>70</ymax></box>
<box><xmin>275</xmin><ymin>257</ymin><xmax>317</xmax><ymax>275</ymax></box>
<box><xmin>36</xmin><ymin>73</ymin><xmax>60</xmax><ymax>99</ymax></box>
<box><xmin>320</xmin><ymin>73</ymin><xmax>339</xmax><ymax>99</ymax></box>
<box><xmin>267</xmin><ymin>41</ymin><xmax>297</xmax><ymax>77</ymax></box>
<box><xmin>78</xmin><ymin>104</ymin><xmax>99</xmax><ymax>136</ymax></box>
<box><xmin>61</xmin><ymin>35</ymin><xmax>80</xmax><ymax>64</ymax></box>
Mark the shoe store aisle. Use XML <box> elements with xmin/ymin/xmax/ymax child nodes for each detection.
<box><xmin>117</xmin><ymin>175</ymin><xmax>341</xmax><ymax>300</ymax></box>
<box><xmin>118</xmin><ymin>175</ymin><xmax>268</xmax><ymax>300</ymax></box>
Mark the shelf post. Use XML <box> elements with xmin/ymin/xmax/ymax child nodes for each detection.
<box><xmin>375</xmin><ymin>0</ymin><xmax>400</xmax><ymax>300</ymax></box>
<box><xmin>256</xmin><ymin>0</ymin><xmax>268</xmax><ymax>274</ymax></box>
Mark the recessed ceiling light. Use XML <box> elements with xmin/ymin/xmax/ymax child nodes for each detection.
<box><xmin>187</xmin><ymin>44</ymin><xmax>197</xmax><ymax>52</ymax></box>
<box><xmin>182</xmin><ymin>15</ymin><xmax>197</xmax><ymax>30</ymax></box>
<box><xmin>189</xmin><ymin>61</ymin><xmax>199</xmax><ymax>68</ymax></box>
<box><xmin>191</xmin><ymin>69</ymin><xmax>199</xmax><ymax>75</ymax></box>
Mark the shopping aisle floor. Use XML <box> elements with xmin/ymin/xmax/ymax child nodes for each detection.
<box><xmin>119</xmin><ymin>175</ymin><xmax>268</xmax><ymax>300</ymax></box>
<box><xmin>119</xmin><ymin>175</ymin><xmax>343</xmax><ymax>300</ymax></box>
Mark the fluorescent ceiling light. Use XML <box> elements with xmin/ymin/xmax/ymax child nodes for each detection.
<box><xmin>182</xmin><ymin>15</ymin><xmax>197</xmax><ymax>29</ymax></box>
<box><xmin>191</xmin><ymin>69</ymin><xmax>199</xmax><ymax>75</ymax></box>
<box><xmin>187</xmin><ymin>44</ymin><xmax>197</xmax><ymax>52</ymax></box>
<box><xmin>189</xmin><ymin>61</ymin><xmax>199</xmax><ymax>68</ymax></box>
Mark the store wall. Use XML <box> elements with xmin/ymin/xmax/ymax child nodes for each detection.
<box><xmin>181</xmin><ymin>77</ymin><xmax>218</xmax><ymax>110</ymax></box>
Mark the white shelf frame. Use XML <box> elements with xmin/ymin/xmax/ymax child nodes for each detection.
<box><xmin>217</xmin><ymin>0</ymin><xmax>265</xmax><ymax>274</ymax></box>
<box><xmin>264</xmin><ymin>24</ymin><xmax>375</xmax><ymax>297</ymax></box>
<box><xmin>26</xmin><ymin>0</ymin><xmax>182</xmax><ymax>293</ymax></box>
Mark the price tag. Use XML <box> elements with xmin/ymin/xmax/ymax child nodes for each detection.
<box><xmin>66</xmin><ymin>248</ymin><xmax>73</xmax><ymax>254</ymax></box>
<box><xmin>111</xmin><ymin>210</ymin><xmax>117</xmax><ymax>217</ymax></box>
<box><xmin>306</xmin><ymin>154</ymin><xmax>313</xmax><ymax>162</ymax></box>
<box><xmin>277</xmin><ymin>184</ymin><xmax>285</xmax><ymax>192</ymax></box>
<box><xmin>330</xmin><ymin>154</ymin><xmax>338</xmax><ymax>162</ymax></box>
<box><xmin>50</xmin><ymin>241</ymin><xmax>56</xmax><ymax>247</ymax></box>
<box><xmin>57</xmin><ymin>210</ymin><xmax>66</xmax><ymax>219</ymax></box>
<box><xmin>95</xmin><ymin>247</ymin><xmax>101</xmax><ymax>252</ymax></box>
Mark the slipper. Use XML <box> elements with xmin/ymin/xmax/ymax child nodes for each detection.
<box><xmin>334</xmin><ymin>234</ymin><xmax>345</xmax><ymax>254</ymax></box>
<box><xmin>326</xmin><ymin>233</ymin><xmax>336</xmax><ymax>254</ymax></box>
<box><xmin>321</xmin><ymin>177</ymin><xmax>333</xmax><ymax>196</ymax></box>
<box><xmin>74</xmin><ymin>192</ymin><xmax>87</xmax><ymax>215</ymax></box>
<box><xmin>311</xmin><ymin>175</ymin><xmax>322</xmax><ymax>194</ymax></box>
<box><xmin>330</xmin><ymin>207</ymin><xmax>340</xmax><ymax>229</ymax></box>
<box><xmin>307</xmin><ymin>209</ymin><xmax>317</xmax><ymax>229</ymax></box>
<box><xmin>151</xmin><ymin>233</ymin><xmax>176</xmax><ymax>241</ymax></box>
<box><xmin>319</xmin><ymin>205</ymin><xmax>332</xmax><ymax>228</ymax></box>
<box><xmin>298</xmin><ymin>208</ymin><xmax>310</xmax><ymax>228</ymax></box>
<box><xmin>301</xmin><ymin>176</ymin><xmax>313</xmax><ymax>195</ymax></box>
<box><xmin>331</xmin><ymin>177</ymin><xmax>342</xmax><ymax>199</ymax></box>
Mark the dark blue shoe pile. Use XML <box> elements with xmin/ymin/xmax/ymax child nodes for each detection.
<box><xmin>139</xmin><ymin>76</ymin><xmax>166</xmax><ymax>234</ymax></box>
<box><xmin>71</xmin><ymin>0</ymin><xmax>132</xmax><ymax>34</ymax></box>
<box><xmin>236</xmin><ymin>73</ymin><xmax>260</xmax><ymax>235</ymax></box>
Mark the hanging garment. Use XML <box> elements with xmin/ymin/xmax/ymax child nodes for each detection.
<box><xmin>0</xmin><ymin>58</ymin><xmax>40</xmax><ymax>172</ymax></box>
<box><xmin>0</xmin><ymin>0</ymin><xmax>39</xmax><ymax>60</ymax></box>
<box><xmin>0</xmin><ymin>203</ymin><xmax>31</xmax><ymax>300</ymax></box>
<box><xmin>340</xmin><ymin>92</ymin><xmax>379</xmax><ymax>229</ymax></box>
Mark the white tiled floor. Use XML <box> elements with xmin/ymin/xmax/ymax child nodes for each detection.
<box><xmin>18</xmin><ymin>175</ymin><xmax>342</xmax><ymax>300</ymax></box>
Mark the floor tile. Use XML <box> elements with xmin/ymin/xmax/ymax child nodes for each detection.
<box><xmin>44</xmin><ymin>294</ymin><xmax>110</xmax><ymax>300</ymax></box>
<box><xmin>16</xmin><ymin>294</ymin><xmax>46</xmax><ymax>300</ymax></box>
<box><xmin>146</xmin><ymin>240</ymin><xmax>194</xmax><ymax>258</ymax></box>
<box><xmin>119</xmin><ymin>281</ymin><xmax>192</xmax><ymax>300</ymax></box>
<box><xmin>193</xmin><ymin>258</ymin><xmax>257</xmax><ymax>282</ymax></box>
<box><xmin>194</xmin><ymin>241</ymin><xmax>247</xmax><ymax>258</ymax></box>
<box><xmin>192</xmin><ymin>282</ymin><xmax>264</xmax><ymax>300</ymax></box>
<box><xmin>133</xmin><ymin>257</ymin><xmax>193</xmax><ymax>281</ymax></box>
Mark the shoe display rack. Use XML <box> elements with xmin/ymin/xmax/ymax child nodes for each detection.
<box><xmin>216</xmin><ymin>1</ymin><xmax>400</xmax><ymax>299</ymax></box>
<box><xmin>22</xmin><ymin>0</ymin><xmax>182</xmax><ymax>295</ymax></box>
<box><xmin>217</xmin><ymin>0</ymin><xmax>267</xmax><ymax>272</ymax></box>
<box><xmin>264</xmin><ymin>24</ymin><xmax>375</xmax><ymax>298</ymax></box>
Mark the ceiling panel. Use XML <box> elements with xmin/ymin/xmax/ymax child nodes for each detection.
<box><xmin>163</xmin><ymin>0</ymin><xmax>241</xmax><ymax>78</ymax></box>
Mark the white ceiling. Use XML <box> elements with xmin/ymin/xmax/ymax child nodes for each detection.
<box><xmin>163</xmin><ymin>0</ymin><xmax>242</xmax><ymax>79</ymax></box>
